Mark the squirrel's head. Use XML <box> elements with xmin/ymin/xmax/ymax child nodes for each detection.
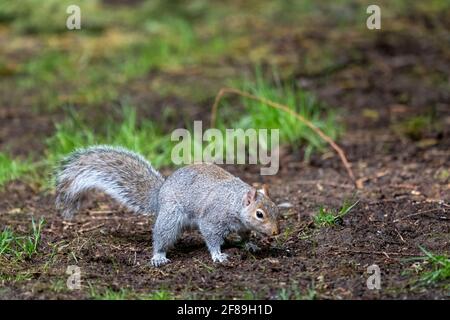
<box><xmin>241</xmin><ymin>185</ymin><xmax>280</xmax><ymax>236</ymax></box>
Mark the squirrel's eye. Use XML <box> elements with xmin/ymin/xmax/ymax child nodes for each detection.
<box><xmin>256</xmin><ymin>210</ymin><xmax>264</xmax><ymax>219</ymax></box>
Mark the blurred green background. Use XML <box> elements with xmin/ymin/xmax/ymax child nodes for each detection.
<box><xmin>0</xmin><ymin>0</ymin><xmax>448</xmax><ymax>187</ymax></box>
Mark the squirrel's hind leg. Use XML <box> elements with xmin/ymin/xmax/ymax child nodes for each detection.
<box><xmin>150</xmin><ymin>205</ymin><xmax>185</xmax><ymax>267</ymax></box>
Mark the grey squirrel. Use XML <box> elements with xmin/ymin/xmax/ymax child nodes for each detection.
<box><xmin>56</xmin><ymin>145</ymin><xmax>280</xmax><ymax>267</ymax></box>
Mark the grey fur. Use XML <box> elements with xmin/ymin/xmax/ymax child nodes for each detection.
<box><xmin>55</xmin><ymin>145</ymin><xmax>280</xmax><ymax>267</ymax></box>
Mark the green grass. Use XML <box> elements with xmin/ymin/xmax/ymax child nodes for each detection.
<box><xmin>314</xmin><ymin>199</ymin><xmax>359</xmax><ymax>227</ymax></box>
<box><xmin>221</xmin><ymin>69</ymin><xmax>341</xmax><ymax>160</ymax></box>
<box><xmin>0</xmin><ymin>272</ymin><xmax>33</xmax><ymax>283</ymax></box>
<box><xmin>275</xmin><ymin>282</ymin><xmax>317</xmax><ymax>300</ymax></box>
<box><xmin>49</xmin><ymin>279</ymin><xmax>67</xmax><ymax>293</ymax></box>
<box><xmin>90</xmin><ymin>288</ymin><xmax>130</xmax><ymax>300</ymax></box>
<box><xmin>46</xmin><ymin>106</ymin><xmax>174</xmax><ymax>170</ymax></box>
<box><xmin>412</xmin><ymin>246</ymin><xmax>450</xmax><ymax>285</ymax></box>
<box><xmin>89</xmin><ymin>286</ymin><xmax>173</xmax><ymax>300</ymax></box>
<box><xmin>241</xmin><ymin>289</ymin><xmax>261</xmax><ymax>300</ymax></box>
<box><xmin>0</xmin><ymin>153</ymin><xmax>31</xmax><ymax>188</ymax></box>
<box><xmin>18</xmin><ymin>217</ymin><xmax>45</xmax><ymax>259</ymax></box>
<box><xmin>146</xmin><ymin>289</ymin><xmax>173</xmax><ymax>300</ymax></box>
<box><xmin>0</xmin><ymin>228</ymin><xmax>15</xmax><ymax>256</ymax></box>
<box><xmin>394</xmin><ymin>114</ymin><xmax>435</xmax><ymax>140</ymax></box>
<box><xmin>0</xmin><ymin>217</ymin><xmax>45</xmax><ymax>260</ymax></box>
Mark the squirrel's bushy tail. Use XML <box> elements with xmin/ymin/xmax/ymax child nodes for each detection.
<box><xmin>55</xmin><ymin>145</ymin><xmax>165</xmax><ymax>219</ymax></box>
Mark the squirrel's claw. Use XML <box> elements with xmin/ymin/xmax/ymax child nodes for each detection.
<box><xmin>211</xmin><ymin>252</ymin><xmax>229</xmax><ymax>263</ymax></box>
<box><xmin>244</xmin><ymin>242</ymin><xmax>261</xmax><ymax>253</ymax></box>
<box><xmin>150</xmin><ymin>254</ymin><xmax>171</xmax><ymax>267</ymax></box>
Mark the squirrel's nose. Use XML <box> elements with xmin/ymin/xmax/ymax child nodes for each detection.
<box><xmin>271</xmin><ymin>224</ymin><xmax>280</xmax><ymax>236</ymax></box>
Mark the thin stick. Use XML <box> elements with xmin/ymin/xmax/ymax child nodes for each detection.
<box><xmin>397</xmin><ymin>208</ymin><xmax>447</xmax><ymax>221</ymax></box>
<box><xmin>210</xmin><ymin>87</ymin><xmax>358</xmax><ymax>187</ymax></box>
<box><xmin>296</xmin><ymin>180</ymin><xmax>354</xmax><ymax>189</ymax></box>
<box><xmin>331</xmin><ymin>247</ymin><xmax>418</xmax><ymax>257</ymax></box>
<box><xmin>78</xmin><ymin>223</ymin><xmax>105</xmax><ymax>234</ymax></box>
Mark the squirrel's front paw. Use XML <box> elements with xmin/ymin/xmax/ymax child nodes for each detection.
<box><xmin>244</xmin><ymin>242</ymin><xmax>261</xmax><ymax>253</ymax></box>
<box><xmin>150</xmin><ymin>253</ymin><xmax>171</xmax><ymax>267</ymax></box>
<box><xmin>211</xmin><ymin>252</ymin><xmax>229</xmax><ymax>263</ymax></box>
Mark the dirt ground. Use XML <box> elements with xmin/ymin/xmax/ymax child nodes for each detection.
<box><xmin>0</xmin><ymin>4</ymin><xmax>449</xmax><ymax>300</ymax></box>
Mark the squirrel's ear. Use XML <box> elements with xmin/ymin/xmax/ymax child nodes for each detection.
<box><xmin>259</xmin><ymin>184</ymin><xmax>270</xmax><ymax>198</ymax></box>
<box><xmin>244</xmin><ymin>188</ymin><xmax>257</xmax><ymax>206</ymax></box>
